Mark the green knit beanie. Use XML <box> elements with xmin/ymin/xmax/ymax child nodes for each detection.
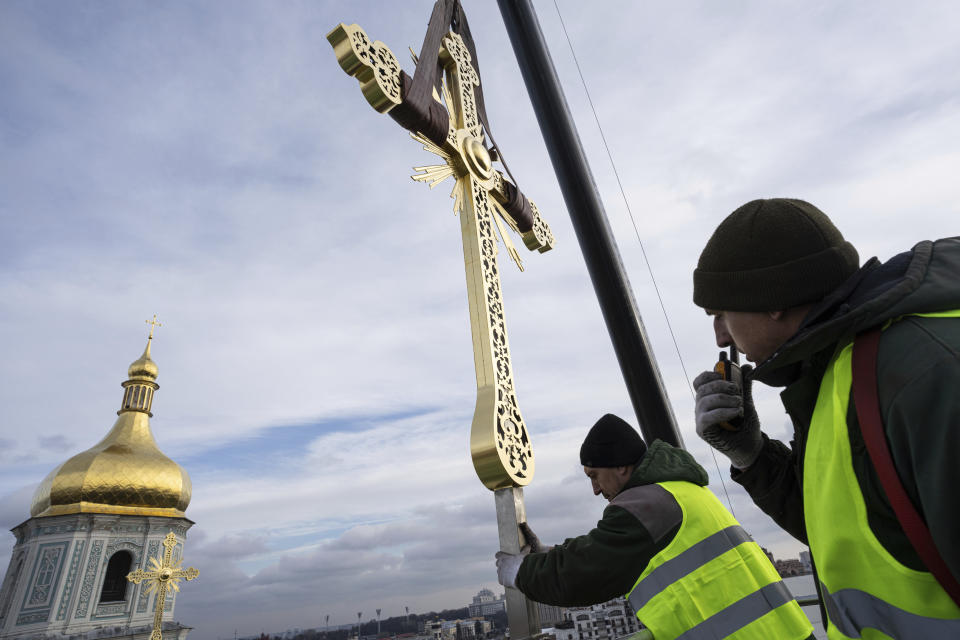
<box><xmin>693</xmin><ymin>198</ymin><xmax>860</xmax><ymax>311</ymax></box>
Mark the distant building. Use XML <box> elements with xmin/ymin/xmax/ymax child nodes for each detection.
<box><xmin>760</xmin><ymin>547</ymin><xmax>812</xmax><ymax>577</ymax></box>
<box><xmin>543</xmin><ymin>620</ymin><xmax>576</xmax><ymax>640</ymax></box>
<box><xmin>424</xmin><ymin>618</ymin><xmax>491</xmax><ymax>640</ymax></box>
<box><xmin>536</xmin><ymin>601</ymin><xmax>564</xmax><ymax>627</ymax></box>
<box><xmin>565</xmin><ymin>598</ymin><xmax>641</xmax><ymax>640</ymax></box>
<box><xmin>456</xmin><ymin>618</ymin><xmax>492</xmax><ymax>640</ymax></box>
<box><xmin>775</xmin><ymin>558</ymin><xmax>807</xmax><ymax>577</ymax></box>
<box><xmin>424</xmin><ymin>620</ymin><xmax>444</xmax><ymax>640</ymax></box>
<box><xmin>468</xmin><ymin>588</ymin><xmax>506</xmax><ymax>617</ymax></box>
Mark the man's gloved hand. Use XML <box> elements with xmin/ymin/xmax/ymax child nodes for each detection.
<box><xmin>519</xmin><ymin>522</ymin><xmax>553</xmax><ymax>553</ymax></box>
<box><xmin>693</xmin><ymin>365</ymin><xmax>763</xmax><ymax>470</ymax></box>
<box><xmin>495</xmin><ymin>548</ymin><xmax>529</xmax><ymax>588</ymax></box>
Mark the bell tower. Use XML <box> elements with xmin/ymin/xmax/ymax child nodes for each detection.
<box><xmin>0</xmin><ymin>325</ymin><xmax>194</xmax><ymax>639</ymax></box>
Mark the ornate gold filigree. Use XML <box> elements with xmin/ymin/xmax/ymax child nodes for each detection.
<box><xmin>328</xmin><ymin>24</ymin><xmax>403</xmax><ymax>113</ymax></box>
<box><xmin>127</xmin><ymin>532</ymin><xmax>198</xmax><ymax>640</ymax></box>
<box><xmin>329</xmin><ymin>26</ymin><xmax>555</xmax><ymax>490</ymax></box>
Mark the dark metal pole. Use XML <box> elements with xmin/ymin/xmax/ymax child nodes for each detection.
<box><xmin>496</xmin><ymin>0</ymin><xmax>683</xmax><ymax>447</ymax></box>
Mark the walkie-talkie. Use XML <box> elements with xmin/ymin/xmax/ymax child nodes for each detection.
<box><xmin>714</xmin><ymin>347</ymin><xmax>743</xmax><ymax>431</ymax></box>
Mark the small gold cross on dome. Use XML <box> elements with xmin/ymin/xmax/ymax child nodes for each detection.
<box><xmin>145</xmin><ymin>314</ymin><xmax>163</xmax><ymax>340</ymax></box>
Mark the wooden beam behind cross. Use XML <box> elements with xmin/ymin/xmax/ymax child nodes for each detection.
<box><xmin>329</xmin><ymin>18</ymin><xmax>554</xmax><ymax>639</ymax></box>
<box><xmin>127</xmin><ymin>532</ymin><xmax>199</xmax><ymax>640</ymax></box>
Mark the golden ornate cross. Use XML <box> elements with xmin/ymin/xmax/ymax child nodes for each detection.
<box><xmin>127</xmin><ymin>532</ymin><xmax>199</xmax><ymax>640</ymax></box>
<box><xmin>145</xmin><ymin>314</ymin><xmax>163</xmax><ymax>340</ymax></box>
<box><xmin>329</xmin><ymin>14</ymin><xmax>553</xmax><ymax>636</ymax></box>
<box><xmin>329</xmin><ymin>22</ymin><xmax>554</xmax><ymax>491</ymax></box>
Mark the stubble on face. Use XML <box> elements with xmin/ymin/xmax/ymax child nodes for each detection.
<box><xmin>584</xmin><ymin>466</ymin><xmax>631</xmax><ymax>501</ymax></box>
<box><xmin>709</xmin><ymin>310</ymin><xmax>788</xmax><ymax>363</ymax></box>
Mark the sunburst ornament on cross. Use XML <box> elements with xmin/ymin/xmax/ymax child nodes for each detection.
<box><xmin>127</xmin><ymin>532</ymin><xmax>199</xmax><ymax>640</ymax></box>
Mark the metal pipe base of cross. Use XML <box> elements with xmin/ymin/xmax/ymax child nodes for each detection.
<box><xmin>495</xmin><ymin>487</ymin><xmax>541</xmax><ymax>640</ymax></box>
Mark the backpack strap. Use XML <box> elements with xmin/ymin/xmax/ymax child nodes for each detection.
<box><xmin>852</xmin><ymin>327</ymin><xmax>960</xmax><ymax>606</ymax></box>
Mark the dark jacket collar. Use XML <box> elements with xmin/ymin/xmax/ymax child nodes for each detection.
<box><xmin>752</xmin><ymin>238</ymin><xmax>960</xmax><ymax>388</ymax></box>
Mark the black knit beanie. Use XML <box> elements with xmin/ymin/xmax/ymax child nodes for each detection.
<box><xmin>693</xmin><ymin>198</ymin><xmax>860</xmax><ymax>311</ymax></box>
<box><xmin>580</xmin><ymin>414</ymin><xmax>647</xmax><ymax>468</ymax></box>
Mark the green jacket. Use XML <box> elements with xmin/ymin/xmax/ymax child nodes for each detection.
<box><xmin>514</xmin><ymin>440</ymin><xmax>709</xmax><ymax>606</ymax></box>
<box><xmin>733</xmin><ymin>237</ymin><xmax>960</xmax><ymax>581</ymax></box>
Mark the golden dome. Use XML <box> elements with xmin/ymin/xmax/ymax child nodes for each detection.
<box><xmin>30</xmin><ymin>331</ymin><xmax>192</xmax><ymax>518</ymax></box>
<box><xmin>128</xmin><ymin>337</ymin><xmax>159</xmax><ymax>380</ymax></box>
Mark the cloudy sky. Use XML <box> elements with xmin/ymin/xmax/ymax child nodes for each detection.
<box><xmin>1</xmin><ymin>0</ymin><xmax>958</xmax><ymax>637</ymax></box>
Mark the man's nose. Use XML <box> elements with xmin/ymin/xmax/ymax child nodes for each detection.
<box><xmin>714</xmin><ymin>315</ymin><xmax>732</xmax><ymax>348</ymax></box>
<box><xmin>592</xmin><ymin>481</ymin><xmax>601</xmax><ymax>496</ymax></box>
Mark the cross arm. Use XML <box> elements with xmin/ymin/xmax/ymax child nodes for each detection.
<box><xmin>329</xmin><ymin>22</ymin><xmax>554</xmax><ymax>258</ymax></box>
<box><xmin>489</xmin><ymin>171</ymin><xmax>554</xmax><ymax>254</ymax></box>
<box><xmin>126</xmin><ymin>569</ymin><xmax>150</xmax><ymax>584</ymax></box>
<box><xmin>171</xmin><ymin>567</ymin><xmax>200</xmax><ymax>581</ymax></box>
<box><xmin>328</xmin><ymin>23</ymin><xmax>451</xmax><ymax>148</ymax></box>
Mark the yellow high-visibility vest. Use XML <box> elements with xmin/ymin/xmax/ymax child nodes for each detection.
<box><xmin>626</xmin><ymin>481</ymin><xmax>812</xmax><ymax>640</ymax></box>
<box><xmin>804</xmin><ymin>310</ymin><xmax>960</xmax><ymax>639</ymax></box>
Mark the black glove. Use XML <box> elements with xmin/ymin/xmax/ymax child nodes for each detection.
<box><xmin>518</xmin><ymin>522</ymin><xmax>552</xmax><ymax>553</ymax></box>
<box><xmin>692</xmin><ymin>365</ymin><xmax>763</xmax><ymax>469</ymax></box>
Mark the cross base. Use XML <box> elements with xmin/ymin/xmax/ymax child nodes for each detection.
<box><xmin>495</xmin><ymin>487</ymin><xmax>541</xmax><ymax>639</ymax></box>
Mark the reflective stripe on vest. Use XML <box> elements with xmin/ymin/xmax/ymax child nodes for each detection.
<box><xmin>626</xmin><ymin>481</ymin><xmax>812</xmax><ymax>640</ymax></box>
<box><xmin>821</xmin><ymin>582</ymin><xmax>960</xmax><ymax>639</ymax></box>
<box><xmin>804</xmin><ymin>310</ymin><xmax>960</xmax><ymax>640</ymax></box>
<box><xmin>628</xmin><ymin>525</ymin><xmax>753</xmax><ymax>610</ymax></box>
<box><xmin>676</xmin><ymin>581</ymin><xmax>796</xmax><ymax>640</ymax></box>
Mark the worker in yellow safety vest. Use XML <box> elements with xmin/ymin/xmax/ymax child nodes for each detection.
<box><xmin>692</xmin><ymin>198</ymin><xmax>960</xmax><ymax>638</ymax></box>
<box><xmin>495</xmin><ymin>413</ymin><xmax>814</xmax><ymax>639</ymax></box>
